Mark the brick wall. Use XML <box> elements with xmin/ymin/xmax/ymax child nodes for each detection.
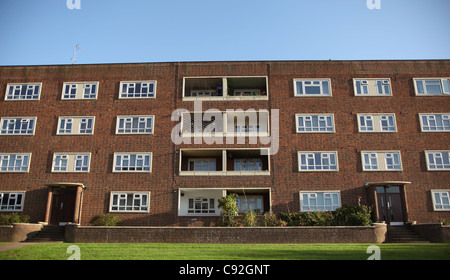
<box><xmin>65</xmin><ymin>223</ymin><xmax>387</xmax><ymax>244</ymax></box>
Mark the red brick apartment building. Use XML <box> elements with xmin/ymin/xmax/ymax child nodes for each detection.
<box><xmin>0</xmin><ymin>60</ymin><xmax>449</xmax><ymax>226</ymax></box>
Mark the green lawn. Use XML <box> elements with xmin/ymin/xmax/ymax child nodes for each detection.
<box><xmin>1</xmin><ymin>243</ymin><xmax>449</xmax><ymax>260</ymax></box>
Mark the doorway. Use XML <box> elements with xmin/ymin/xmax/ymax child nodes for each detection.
<box><xmin>49</xmin><ymin>187</ymin><xmax>77</xmax><ymax>225</ymax></box>
<box><xmin>375</xmin><ymin>185</ymin><xmax>405</xmax><ymax>225</ymax></box>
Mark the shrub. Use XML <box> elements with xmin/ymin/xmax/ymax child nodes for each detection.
<box><xmin>0</xmin><ymin>213</ymin><xmax>30</xmax><ymax>225</ymax></box>
<box><xmin>218</xmin><ymin>193</ymin><xmax>239</xmax><ymax>227</ymax></box>
<box><xmin>263</xmin><ymin>212</ymin><xmax>287</xmax><ymax>227</ymax></box>
<box><xmin>334</xmin><ymin>205</ymin><xmax>373</xmax><ymax>226</ymax></box>
<box><xmin>90</xmin><ymin>214</ymin><xmax>122</xmax><ymax>226</ymax></box>
<box><xmin>241</xmin><ymin>210</ymin><xmax>259</xmax><ymax>227</ymax></box>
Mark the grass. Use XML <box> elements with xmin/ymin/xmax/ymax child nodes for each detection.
<box><xmin>0</xmin><ymin>243</ymin><xmax>449</xmax><ymax>260</ymax></box>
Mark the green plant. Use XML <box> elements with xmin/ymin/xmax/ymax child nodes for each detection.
<box><xmin>90</xmin><ymin>214</ymin><xmax>122</xmax><ymax>226</ymax></box>
<box><xmin>438</xmin><ymin>218</ymin><xmax>449</xmax><ymax>225</ymax></box>
<box><xmin>263</xmin><ymin>212</ymin><xmax>287</xmax><ymax>227</ymax></box>
<box><xmin>241</xmin><ymin>210</ymin><xmax>258</xmax><ymax>227</ymax></box>
<box><xmin>0</xmin><ymin>213</ymin><xmax>30</xmax><ymax>225</ymax></box>
<box><xmin>334</xmin><ymin>205</ymin><xmax>373</xmax><ymax>226</ymax></box>
<box><xmin>218</xmin><ymin>193</ymin><xmax>239</xmax><ymax>227</ymax></box>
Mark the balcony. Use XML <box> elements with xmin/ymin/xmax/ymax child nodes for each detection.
<box><xmin>179</xmin><ymin>148</ymin><xmax>270</xmax><ymax>176</ymax></box>
<box><xmin>182</xmin><ymin>76</ymin><xmax>268</xmax><ymax>101</ymax></box>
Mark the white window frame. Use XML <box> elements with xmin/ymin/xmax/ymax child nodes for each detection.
<box><xmin>361</xmin><ymin>151</ymin><xmax>402</xmax><ymax>171</ymax></box>
<box><xmin>293</xmin><ymin>79</ymin><xmax>332</xmax><ymax>97</ymax></box>
<box><xmin>299</xmin><ymin>191</ymin><xmax>341</xmax><ymax>212</ymax></box>
<box><xmin>296</xmin><ymin>114</ymin><xmax>335</xmax><ymax>133</ymax></box>
<box><xmin>52</xmin><ymin>153</ymin><xmax>91</xmax><ymax>172</ymax></box>
<box><xmin>425</xmin><ymin>151</ymin><xmax>450</xmax><ymax>171</ymax></box>
<box><xmin>57</xmin><ymin>117</ymin><xmax>95</xmax><ymax>135</ymax></box>
<box><xmin>5</xmin><ymin>83</ymin><xmax>42</xmax><ymax>100</ymax></box>
<box><xmin>357</xmin><ymin>114</ymin><xmax>397</xmax><ymax>132</ymax></box>
<box><xmin>0</xmin><ymin>192</ymin><xmax>25</xmax><ymax>212</ymax></box>
<box><xmin>0</xmin><ymin>117</ymin><xmax>37</xmax><ymax>135</ymax></box>
<box><xmin>236</xmin><ymin>195</ymin><xmax>264</xmax><ymax>214</ymax></box>
<box><xmin>0</xmin><ymin>153</ymin><xmax>31</xmax><ymax>172</ymax></box>
<box><xmin>62</xmin><ymin>82</ymin><xmax>99</xmax><ymax>100</ymax></box>
<box><xmin>234</xmin><ymin>158</ymin><xmax>262</xmax><ymax>171</ymax></box>
<box><xmin>419</xmin><ymin>113</ymin><xmax>450</xmax><ymax>132</ymax></box>
<box><xmin>119</xmin><ymin>81</ymin><xmax>156</xmax><ymax>99</ymax></box>
<box><xmin>431</xmin><ymin>190</ymin><xmax>450</xmax><ymax>211</ymax></box>
<box><xmin>110</xmin><ymin>192</ymin><xmax>150</xmax><ymax>213</ymax></box>
<box><xmin>116</xmin><ymin>116</ymin><xmax>154</xmax><ymax>134</ymax></box>
<box><xmin>188</xmin><ymin>158</ymin><xmax>216</xmax><ymax>171</ymax></box>
<box><xmin>414</xmin><ymin>78</ymin><xmax>450</xmax><ymax>96</ymax></box>
<box><xmin>298</xmin><ymin>151</ymin><xmax>339</xmax><ymax>171</ymax></box>
<box><xmin>353</xmin><ymin>78</ymin><xmax>392</xmax><ymax>96</ymax></box>
<box><xmin>113</xmin><ymin>153</ymin><xmax>152</xmax><ymax>172</ymax></box>
<box><xmin>187</xmin><ymin>197</ymin><xmax>216</xmax><ymax>215</ymax></box>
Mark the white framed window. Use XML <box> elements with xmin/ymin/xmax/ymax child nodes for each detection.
<box><xmin>62</xmin><ymin>82</ymin><xmax>99</xmax><ymax>99</ymax></box>
<box><xmin>0</xmin><ymin>192</ymin><xmax>25</xmax><ymax>212</ymax></box>
<box><xmin>57</xmin><ymin>117</ymin><xmax>95</xmax><ymax>135</ymax></box>
<box><xmin>110</xmin><ymin>192</ymin><xmax>150</xmax><ymax>212</ymax></box>
<box><xmin>431</xmin><ymin>190</ymin><xmax>450</xmax><ymax>211</ymax></box>
<box><xmin>188</xmin><ymin>158</ymin><xmax>216</xmax><ymax>171</ymax></box>
<box><xmin>419</xmin><ymin>114</ymin><xmax>450</xmax><ymax>132</ymax></box>
<box><xmin>357</xmin><ymin>114</ymin><xmax>397</xmax><ymax>132</ymax></box>
<box><xmin>296</xmin><ymin>114</ymin><xmax>335</xmax><ymax>133</ymax></box>
<box><xmin>234</xmin><ymin>159</ymin><xmax>262</xmax><ymax>171</ymax></box>
<box><xmin>425</xmin><ymin>151</ymin><xmax>450</xmax><ymax>171</ymax></box>
<box><xmin>236</xmin><ymin>195</ymin><xmax>264</xmax><ymax>214</ymax></box>
<box><xmin>361</xmin><ymin>151</ymin><xmax>402</xmax><ymax>171</ymax></box>
<box><xmin>188</xmin><ymin>197</ymin><xmax>216</xmax><ymax>214</ymax></box>
<box><xmin>353</xmin><ymin>79</ymin><xmax>392</xmax><ymax>96</ymax></box>
<box><xmin>0</xmin><ymin>117</ymin><xmax>36</xmax><ymax>135</ymax></box>
<box><xmin>293</xmin><ymin>79</ymin><xmax>332</xmax><ymax>97</ymax></box>
<box><xmin>119</xmin><ymin>81</ymin><xmax>156</xmax><ymax>98</ymax></box>
<box><xmin>0</xmin><ymin>153</ymin><xmax>31</xmax><ymax>172</ymax></box>
<box><xmin>52</xmin><ymin>153</ymin><xmax>91</xmax><ymax>172</ymax></box>
<box><xmin>5</xmin><ymin>83</ymin><xmax>42</xmax><ymax>100</ymax></box>
<box><xmin>116</xmin><ymin>116</ymin><xmax>154</xmax><ymax>134</ymax></box>
<box><xmin>414</xmin><ymin>78</ymin><xmax>450</xmax><ymax>96</ymax></box>
<box><xmin>113</xmin><ymin>153</ymin><xmax>152</xmax><ymax>172</ymax></box>
<box><xmin>298</xmin><ymin>152</ymin><xmax>338</xmax><ymax>171</ymax></box>
<box><xmin>300</xmin><ymin>191</ymin><xmax>341</xmax><ymax>212</ymax></box>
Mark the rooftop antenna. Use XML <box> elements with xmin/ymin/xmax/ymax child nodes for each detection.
<box><xmin>71</xmin><ymin>44</ymin><xmax>86</xmax><ymax>64</ymax></box>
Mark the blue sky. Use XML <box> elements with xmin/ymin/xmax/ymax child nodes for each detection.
<box><xmin>0</xmin><ymin>0</ymin><xmax>449</xmax><ymax>65</ymax></box>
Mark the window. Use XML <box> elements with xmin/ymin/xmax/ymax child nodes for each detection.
<box><xmin>113</xmin><ymin>153</ymin><xmax>152</xmax><ymax>172</ymax></box>
<box><xmin>188</xmin><ymin>197</ymin><xmax>216</xmax><ymax>214</ymax></box>
<box><xmin>57</xmin><ymin>117</ymin><xmax>95</xmax><ymax>135</ymax></box>
<box><xmin>0</xmin><ymin>192</ymin><xmax>25</xmax><ymax>211</ymax></box>
<box><xmin>0</xmin><ymin>154</ymin><xmax>31</xmax><ymax>172</ymax></box>
<box><xmin>294</xmin><ymin>79</ymin><xmax>331</xmax><ymax>96</ymax></box>
<box><xmin>414</xmin><ymin>78</ymin><xmax>450</xmax><ymax>96</ymax></box>
<box><xmin>361</xmin><ymin>151</ymin><xmax>402</xmax><ymax>171</ymax></box>
<box><xmin>353</xmin><ymin>79</ymin><xmax>392</xmax><ymax>96</ymax></box>
<box><xmin>298</xmin><ymin>152</ymin><xmax>338</xmax><ymax>171</ymax></box>
<box><xmin>296</xmin><ymin>114</ymin><xmax>335</xmax><ymax>132</ymax></box>
<box><xmin>300</xmin><ymin>191</ymin><xmax>341</xmax><ymax>212</ymax></box>
<box><xmin>357</xmin><ymin>114</ymin><xmax>397</xmax><ymax>132</ymax></box>
<box><xmin>5</xmin><ymin>83</ymin><xmax>42</xmax><ymax>100</ymax></box>
<box><xmin>419</xmin><ymin>114</ymin><xmax>450</xmax><ymax>132</ymax></box>
<box><xmin>188</xmin><ymin>159</ymin><xmax>216</xmax><ymax>171</ymax></box>
<box><xmin>183</xmin><ymin>76</ymin><xmax>268</xmax><ymax>101</ymax></box>
<box><xmin>431</xmin><ymin>190</ymin><xmax>450</xmax><ymax>211</ymax></box>
<box><xmin>425</xmin><ymin>151</ymin><xmax>450</xmax><ymax>171</ymax></box>
<box><xmin>234</xmin><ymin>159</ymin><xmax>262</xmax><ymax>171</ymax></box>
<box><xmin>52</xmin><ymin>153</ymin><xmax>90</xmax><ymax>172</ymax></box>
<box><xmin>110</xmin><ymin>192</ymin><xmax>149</xmax><ymax>212</ymax></box>
<box><xmin>236</xmin><ymin>195</ymin><xmax>264</xmax><ymax>214</ymax></box>
<box><xmin>0</xmin><ymin>117</ymin><xmax>36</xmax><ymax>135</ymax></box>
<box><xmin>120</xmin><ymin>81</ymin><xmax>156</xmax><ymax>98</ymax></box>
<box><xmin>62</xmin><ymin>82</ymin><xmax>98</xmax><ymax>99</ymax></box>
<box><xmin>116</xmin><ymin>116</ymin><xmax>154</xmax><ymax>134</ymax></box>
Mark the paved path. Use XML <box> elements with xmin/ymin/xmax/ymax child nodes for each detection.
<box><xmin>0</xmin><ymin>242</ymin><xmax>39</xmax><ymax>251</ymax></box>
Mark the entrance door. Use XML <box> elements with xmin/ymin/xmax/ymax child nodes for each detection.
<box><xmin>375</xmin><ymin>186</ymin><xmax>405</xmax><ymax>225</ymax></box>
<box><xmin>50</xmin><ymin>187</ymin><xmax>77</xmax><ymax>225</ymax></box>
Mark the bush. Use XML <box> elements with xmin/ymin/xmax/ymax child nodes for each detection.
<box><xmin>278</xmin><ymin>205</ymin><xmax>373</xmax><ymax>227</ymax></box>
<box><xmin>0</xmin><ymin>213</ymin><xmax>30</xmax><ymax>225</ymax></box>
<box><xmin>263</xmin><ymin>212</ymin><xmax>287</xmax><ymax>227</ymax></box>
<box><xmin>90</xmin><ymin>214</ymin><xmax>122</xmax><ymax>226</ymax></box>
<box><xmin>241</xmin><ymin>210</ymin><xmax>259</xmax><ymax>227</ymax></box>
<box><xmin>218</xmin><ymin>193</ymin><xmax>239</xmax><ymax>227</ymax></box>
